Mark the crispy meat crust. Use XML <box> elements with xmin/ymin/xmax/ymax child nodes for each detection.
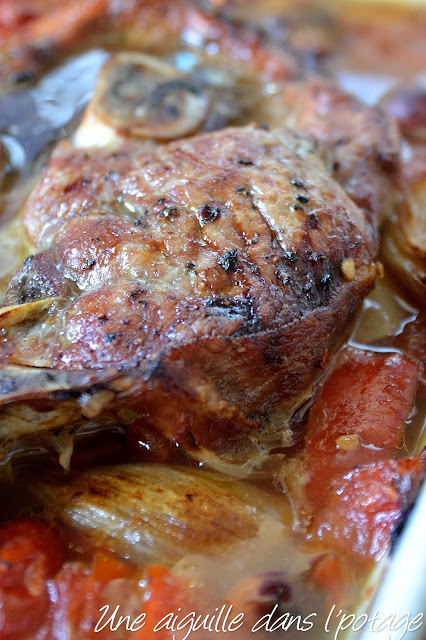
<box><xmin>273</xmin><ymin>77</ymin><xmax>401</xmax><ymax>232</ymax></box>
<box><xmin>0</xmin><ymin>125</ymin><xmax>379</xmax><ymax>470</ymax></box>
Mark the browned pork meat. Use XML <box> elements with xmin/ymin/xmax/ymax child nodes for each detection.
<box><xmin>267</xmin><ymin>77</ymin><xmax>400</xmax><ymax>233</ymax></box>
<box><xmin>0</xmin><ymin>124</ymin><xmax>380</xmax><ymax>473</ymax></box>
<box><xmin>0</xmin><ymin>0</ymin><xmax>401</xmax><ymax>473</ymax></box>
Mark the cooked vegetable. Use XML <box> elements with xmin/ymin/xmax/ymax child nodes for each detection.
<box><xmin>0</xmin><ymin>518</ymin><xmax>63</xmax><ymax>639</ymax></box>
<box><xmin>304</xmin><ymin>553</ymin><xmax>350</xmax><ymax>607</ymax></box>
<box><xmin>382</xmin><ymin>212</ymin><xmax>426</xmax><ymax>308</ymax></box>
<box><xmin>381</xmin><ymin>146</ymin><xmax>426</xmax><ymax>306</ymax></box>
<box><xmin>304</xmin><ymin>347</ymin><xmax>419</xmax><ymax>508</ymax></box>
<box><xmin>0</xmin><ymin>297</ymin><xmax>67</xmax><ymax>330</ymax></box>
<box><xmin>45</xmin><ymin>552</ymin><xmax>143</xmax><ymax>640</ymax></box>
<box><xmin>0</xmin><ymin>0</ymin><xmax>109</xmax><ymax>86</ymax></box>
<box><xmin>309</xmin><ymin>455</ymin><xmax>426</xmax><ymax>564</ymax></box>
<box><xmin>394</xmin><ymin>312</ymin><xmax>426</xmax><ymax>383</ymax></box>
<box><xmin>0</xmin><ymin>540</ymin><xmax>197</xmax><ymax>640</ymax></box>
<box><xmin>141</xmin><ymin>565</ymin><xmax>196</xmax><ymax>640</ymax></box>
<box><xmin>32</xmin><ymin>464</ymin><xmax>261</xmax><ymax>564</ymax></box>
<box><xmin>280</xmin><ymin>346</ymin><xmax>424</xmax><ymax>564</ymax></box>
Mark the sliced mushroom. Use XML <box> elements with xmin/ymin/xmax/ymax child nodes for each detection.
<box><xmin>91</xmin><ymin>52</ymin><xmax>209</xmax><ymax>140</ymax></box>
<box><xmin>32</xmin><ymin>464</ymin><xmax>261</xmax><ymax>565</ymax></box>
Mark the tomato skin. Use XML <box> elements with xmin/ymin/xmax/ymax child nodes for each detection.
<box><xmin>0</xmin><ymin>518</ymin><xmax>63</xmax><ymax>639</ymax></box>
<box><xmin>0</xmin><ymin>524</ymin><xmax>203</xmax><ymax>640</ymax></box>
<box><xmin>305</xmin><ymin>347</ymin><xmax>419</xmax><ymax>509</ymax></box>
<box><xmin>284</xmin><ymin>346</ymin><xmax>425</xmax><ymax>565</ymax></box>
<box><xmin>42</xmin><ymin>556</ymin><xmax>194</xmax><ymax>640</ymax></box>
<box><xmin>395</xmin><ymin>313</ymin><xmax>426</xmax><ymax>383</ymax></box>
<box><xmin>310</xmin><ymin>455</ymin><xmax>426</xmax><ymax>564</ymax></box>
<box><xmin>44</xmin><ymin>552</ymin><xmax>142</xmax><ymax>640</ymax></box>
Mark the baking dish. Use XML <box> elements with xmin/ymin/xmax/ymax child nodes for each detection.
<box><xmin>0</xmin><ymin>1</ymin><xmax>424</xmax><ymax>637</ymax></box>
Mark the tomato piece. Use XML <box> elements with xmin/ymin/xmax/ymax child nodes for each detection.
<box><xmin>0</xmin><ymin>518</ymin><xmax>63</xmax><ymax>639</ymax></box>
<box><xmin>45</xmin><ymin>552</ymin><xmax>144</xmax><ymax>639</ymax></box>
<box><xmin>310</xmin><ymin>455</ymin><xmax>426</xmax><ymax>564</ymax></box>
<box><xmin>305</xmin><ymin>347</ymin><xmax>419</xmax><ymax>508</ymax></box>
<box><xmin>43</xmin><ymin>554</ymin><xmax>196</xmax><ymax>640</ymax></box>
<box><xmin>282</xmin><ymin>346</ymin><xmax>424</xmax><ymax>565</ymax></box>
<box><xmin>305</xmin><ymin>554</ymin><xmax>350</xmax><ymax>607</ymax></box>
<box><xmin>138</xmin><ymin>565</ymin><xmax>186</xmax><ymax>640</ymax></box>
<box><xmin>88</xmin><ymin>550</ymin><xmax>136</xmax><ymax>585</ymax></box>
<box><xmin>395</xmin><ymin>313</ymin><xmax>426</xmax><ymax>382</ymax></box>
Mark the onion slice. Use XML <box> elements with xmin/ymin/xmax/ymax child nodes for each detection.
<box><xmin>32</xmin><ymin>464</ymin><xmax>261</xmax><ymax>564</ymax></box>
<box><xmin>381</xmin><ymin>158</ymin><xmax>426</xmax><ymax>306</ymax></box>
<box><xmin>0</xmin><ymin>297</ymin><xmax>67</xmax><ymax>329</ymax></box>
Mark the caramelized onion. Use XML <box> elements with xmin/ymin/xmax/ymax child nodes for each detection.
<box><xmin>382</xmin><ymin>224</ymin><xmax>426</xmax><ymax>307</ymax></box>
<box><xmin>403</xmin><ymin>174</ymin><xmax>426</xmax><ymax>254</ymax></box>
<box><xmin>381</xmin><ymin>172</ymin><xmax>426</xmax><ymax>307</ymax></box>
<box><xmin>33</xmin><ymin>464</ymin><xmax>261</xmax><ymax>564</ymax></box>
<box><xmin>0</xmin><ymin>297</ymin><xmax>67</xmax><ymax>329</ymax></box>
<box><xmin>92</xmin><ymin>53</ymin><xmax>209</xmax><ymax>140</ymax></box>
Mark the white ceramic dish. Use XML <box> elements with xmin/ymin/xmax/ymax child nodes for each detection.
<box><xmin>361</xmin><ymin>480</ymin><xmax>426</xmax><ymax>640</ymax></box>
